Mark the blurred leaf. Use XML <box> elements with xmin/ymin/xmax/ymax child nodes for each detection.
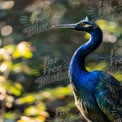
<box><xmin>16</xmin><ymin>95</ymin><xmax>35</xmax><ymax>104</ymax></box>
<box><xmin>24</xmin><ymin>106</ymin><xmax>39</xmax><ymax>116</ymax></box>
<box><xmin>96</xmin><ymin>20</ymin><xmax>107</xmax><ymax>30</ymax></box>
<box><xmin>12</xmin><ymin>42</ymin><xmax>33</xmax><ymax>59</ymax></box>
<box><xmin>4</xmin><ymin>112</ymin><xmax>15</xmax><ymax>120</ymax></box>
<box><xmin>6</xmin><ymin>83</ymin><xmax>23</xmax><ymax>96</ymax></box>
<box><xmin>46</xmin><ymin>86</ymin><xmax>72</xmax><ymax>99</ymax></box>
<box><xmin>9</xmin><ymin>86</ymin><xmax>22</xmax><ymax>96</ymax></box>
<box><xmin>86</xmin><ymin>62</ymin><xmax>107</xmax><ymax>71</ymax></box>
<box><xmin>0</xmin><ymin>61</ymin><xmax>12</xmax><ymax>72</ymax></box>
<box><xmin>4</xmin><ymin>45</ymin><xmax>16</xmax><ymax>54</ymax></box>
<box><xmin>24</xmin><ymin>103</ymin><xmax>47</xmax><ymax>117</ymax></box>
<box><xmin>111</xmin><ymin>72</ymin><xmax>122</xmax><ymax>81</ymax></box>
<box><xmin>84</xmin><ymin>33</ymin><xmax>90</xmax><ymax>39</ymax></box>
<box><xmin>12</xmin><ymin>63</ymin><xmax>22</xmax><ymax>73</ymax></box>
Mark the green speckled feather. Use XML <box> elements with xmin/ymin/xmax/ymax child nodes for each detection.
<box><xmin>93</xmin><ymin>71</ymin><xmax>122</xmax><ymax>122</ymax></box>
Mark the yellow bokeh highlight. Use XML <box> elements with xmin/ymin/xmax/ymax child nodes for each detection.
<box><xmin>85</xmin><ymin>33</ymin><xmax>90</xmax><ymax>39</ymax></box>
<box><xmin>96</xmin><ymin>20</ymin><xmax>107</xmax><ymax>30</ymax></box>
<box><xmin>12</xmin><ymin>42</ymin><xmax>33</xmax><ymax>59</ymax></box>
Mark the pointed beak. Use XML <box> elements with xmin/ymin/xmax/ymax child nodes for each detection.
<box><xmin>51</xmin><ymin>24</ymin><xmax>76</xmax><ymax>29</ymax></box>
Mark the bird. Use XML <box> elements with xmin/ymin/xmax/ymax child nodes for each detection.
<box><xmin>52</xmin><ymin>17</ymin><xmax>122</xmax><ymax>122</ymax></box>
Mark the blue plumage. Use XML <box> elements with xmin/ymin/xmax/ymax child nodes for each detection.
<box><xmin>52</xmin><ymin>17</ymin><xmax>122</xmax><ymax>122</ymax></box>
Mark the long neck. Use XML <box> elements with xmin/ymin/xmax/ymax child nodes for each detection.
<box><xmin>69</xmin><ymin>27</ymin><xmax>103</xmax><ymax>75</ymax></box>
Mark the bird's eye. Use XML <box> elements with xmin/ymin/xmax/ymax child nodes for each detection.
<box><xmin>80</xmin><ymin>23</ymin><xmax>86</xmax><ymax>26</ymax></box>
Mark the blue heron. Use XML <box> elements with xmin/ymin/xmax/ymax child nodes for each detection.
<box><xmin>52</xmin><ymin>17</ymin><xmax>122</xmax><ymax>122</ymax></box>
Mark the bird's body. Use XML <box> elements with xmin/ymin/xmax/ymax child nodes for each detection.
<box><xmin>52</xmin><ymin>17</ymin><xmax>122</xmax><ymax>122</ymax></box>
<box><xmin>70</xmin><ymin>70</ymin><xmax>121</xmax><ymax>122</ymax></box>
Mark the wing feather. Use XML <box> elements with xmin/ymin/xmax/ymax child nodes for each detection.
<box><xmin>93</xmin><ymin>71</ymin><xmax>122</xmax><ymax>122</ymax></box>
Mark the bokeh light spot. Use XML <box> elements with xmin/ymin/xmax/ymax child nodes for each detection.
<box><xmin>0</xmin><ymin>63</ymin><xmax>7</xmax><ymax>72</ymax></box>
<box><xmin>2</xmin><ymin>1</ymin><xmax>14</xmax><ymax>9</ymax></box>
<box><xmin>1</xmin><ymin>25</ymin><xmax>13</xmax><ymax>36</ymax></box>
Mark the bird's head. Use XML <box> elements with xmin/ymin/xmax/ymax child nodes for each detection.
<box><xmin>52</xmin><ymin>17</ymin><xmax>98</xmax><ymax>33</ymax></box>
